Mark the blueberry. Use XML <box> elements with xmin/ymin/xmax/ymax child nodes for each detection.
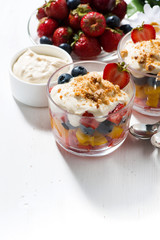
<box><xmin>71</xmin><ymin>66</ymin><xmax>87</xmax><ymax>77</ymax></box>
<box><xmin>80</xmin><ymin>124</ymin><xmax>95</xmax><ymax>135</ymax></box>
<box><xmin>58</xmin><ymin>73</ymin><xmax>72</xmax><ymax>84</ymax></box>
<box><xmin>59</xmin><ymin>43</ymin><xmax>72</xmax><ymax>54</ymax></box>
<box><xmin>40</xmin><ymin>36</ymin><xmax>53</xmax><ymax>45</ymax></box>
<box><xmin>106</xmin><ymin>15</ymin><xmax>120</xmax><ymax>28</ymax></box>
<box><xmin>130</xmin><ymin>74</ymin><xmax>148</xmax><ymax>86</ymax></box>
<box><xmin>120</xmin><ymin>24</ymin><xmax>132</xmax><ymax>34</ymax></box>
<box><xmin>97</xmin><ymin>120</ymin><xmax>115</xmax><ymax>135</ymax></box>
<box><xmin>62</xmin><ymin>121</ymin><xmax>76</xmax><ymax>130</ymax></box>
<box><xmin>67</xmin><ymin>0</ymin><xmax>80</xmax><ymax>9</ymax></box>
<box><xmin>147</xmin><ymin>74</ymin><xmax>160</xmax><ymax>87</ymax></box>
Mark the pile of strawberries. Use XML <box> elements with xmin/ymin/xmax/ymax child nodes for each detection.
<box><xmin>36</xmin><ymin>0</ymin><xmax>128</xmax><ymax>58</ymax></box>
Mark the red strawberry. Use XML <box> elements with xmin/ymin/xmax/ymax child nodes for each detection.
<box><xmin>80</xmin><ymin>12</ymin><xmax>106</xmax><ymax>37</ymax></box>
<box><xmin>80</xmin><ymin>0</ymin><xmax>91</xmax><ymax>3</ymax></box>
<box><xmin>36</xmin><ymin>5</ymin><xmax>47</xmax><ymax>20</ymax></box>
<box><xmin>80</xmin><ymin>111</ymin><xmax>99</xmax><ymax>129</ymax></box>
<box><xmin>45</xmin><ymin>0</ymin><xmax>69</xmax><ymax>20</ymax></box>
<box><xmin>108</xmin><ymin>103</ymin><xmax>125</xmax><ymax>124</ymax></box>
<box><xmin>103</xmin><ymin>62</ymin><xmax>130</xmax><ymax>89</ymax></box>
<box><xmin>131</xmin><ymin>24</ymin><xmax>156</xmax><ymax>43</ymax></box>
<box><xmin>72</xmin><ymin>32</ymin><xmax>101</xmax><ymax>58</ymax></box>
<box><xmin>111</xmin><ymin>0</ymin><xmax>127</xmax><ymax>20</ymax></box>
<box><xmin>69</xmin><ymin>4</ymin><xmax>92</xmax><ymax>30</ymax></box>
<box><xmin>37</xmin><ymin>17</ymin><xmax>58</xmax><ymax>38</ymax></box>
<box><xmin>52</xmin><ymin>27</ymin><xmax>73</xmax><ymax>46</ymax></box>
<box><xmin>92</xmin><ymin>0</ymin><xmax>115</xmax><ymax>13</ymax></box>
<box><xmin>99</xmin><ymin>27</ymin><xmax>124</xmax><ymax>52</ymax></box>
<box><xmin>69</xmin><ymin>12</ymin><xmax>81</xmax><ymax>30</ymax></box>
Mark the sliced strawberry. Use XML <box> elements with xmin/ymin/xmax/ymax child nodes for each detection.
<box><xmin>80</xmin><ymin>111</ymin><xmax>99</xmax><ymax>129</ymax></box>
<box><xmin>131</xmin><ymin>24</ymin><xmax>156</xmax><ymax>43</ymax></box>
<box><xmin>103</xmin><ymin>62</ymin><xmax>130</xmax><ymax>89</ymax></box>
<box><xmin>108</xmin><ymin>103</ymin><xmax>125</xmax><ymax>124</ymax></box>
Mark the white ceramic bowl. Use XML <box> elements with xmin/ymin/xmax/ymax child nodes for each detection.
<box><xmin>9</xmin><ymin>44</ymin><xmax>73</xmax><ymax>107</ymax></box>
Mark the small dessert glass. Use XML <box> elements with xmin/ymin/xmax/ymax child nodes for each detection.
<box><xmin>47</xmin><ymin>61</ymin><xmax>135</xmax><ymax>157</ymax></box>
<box><xmin>118</xmin><ymin>28</ymin><xmax>160</xmax><ymax>116</ymax></box>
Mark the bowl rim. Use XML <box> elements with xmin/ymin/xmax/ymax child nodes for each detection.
<box><xmin>46</xmin><ymin>60</ymin><xmax>135</xmax><ymax>119</ymax></box>
<box><xmin>117</xmin><ymin>30</ymin><xmax>160</xmax><ymax>79</ymax></box>
<box><xmin>9</xmin><ymin>44</ymin><xmax>73</xmax><ymax>87</ymax></box>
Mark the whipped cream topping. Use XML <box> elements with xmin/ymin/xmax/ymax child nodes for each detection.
<box><xmin>121</xmin><ymin>36</ymin><xmax>160</xmax><ymax>74</ymax></box>
<box><xmin>13</xmin><ymin>49</ymin><xmax>69</xmax><ymax>84</ymax></box>
<box><xmin>50</xmin><ymin>72</ymin><xmax>129</xmax><ymax>125</ymax></box>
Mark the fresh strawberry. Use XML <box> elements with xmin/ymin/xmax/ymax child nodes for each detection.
<box><xmin>37</xmin><ymin>17</ymin><xmax>58</xmax><ymax>38</ymax></box>
<box><xmin>80</xmin><ymin>0</ymin><xmax>91</xmax><ymax>3</ymax></box>
<box><xmin>80</xmin><ymin>111</ymin><xmax>99</xmax><ymax>129</ymax></box>
<box><xmin>80</xmin><ymin>12</ymin><xmax>106</xmax><ymax>37</ymax></box>
<box><xmin>45</xmin><ymin>0</ymin><xmax>69</xmax><ymax>20</ymax></box>
<box><xmin>92</xmin><ymin>0</ymin><xmax>115</xmax><ymax>13</ymax></box>
<box><xmin>52</xmin><ymin>27</ymin><xmax>73</xmax><ymax>46</ymax></box>
<box><xmin>99</xmin><ymin>27</ymin><xmax>124</xmax><ymax>52</ymax></box>
<box><xmin>72</xmin><ymin>32</ymin><xmax>101</xmax><ymax>58</ymax></box>
<box><xmin>103</xmin><ymin>62</ymin><xmax>130</xmax><ymax>89</ymax></box>
<box><xmin>111</xmin><ymin>0</ymin><xmax>127</xmax><ymax>20</ymax></box>
<box><xmin>36</xmin><ymin>4</ymin><xmax>47</xmax><ymax>20</ymax></box>
<box><xmin>108</xmin><ymin>103</ymin><xmax>126</xmax><ymax>124</ymax></box>
<box><xmin>69</xmin><ymin>12</ymin><xmax>81</xmax><ymax>30</ymax></box>
<box><xmin>68</xmin><ymin>4</ymin><xmax>92</xmax><ymax>30</ymax></box>
<box><xmin>131</xmin><ymin>23</ymin><xmax>156</xmax><ymax>43</ymax></box>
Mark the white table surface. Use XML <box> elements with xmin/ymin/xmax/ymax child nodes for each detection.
<box><xmin>1</xmin><ymin>0</ymin><xmax>160</xmax><ymax>239</ymax></box>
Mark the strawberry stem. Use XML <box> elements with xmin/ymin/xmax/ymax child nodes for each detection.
<box><xmin>117</xmin><ymin>62</ymin><xmax>129</xmax><ymax>73</ymax></box>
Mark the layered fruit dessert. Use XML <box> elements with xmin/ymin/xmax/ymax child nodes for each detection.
<box><xmin>119</xmin><ymin>23</ymin><xmax>160</xmax><ymax>113</ymax></box>
<box><xmin>47</xmin><ymin>62</ymin><xmax>134</xmax><ymax>155</ymax></box>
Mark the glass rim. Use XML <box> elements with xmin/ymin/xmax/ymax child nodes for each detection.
<box><xmin>117</xmin><ymin>30</ymin><xmax>160</xmax><ymax>79</ymax></box>
<box><xmin>46</xmin><ymin>60</ymin><xmax>135</xmax><ymax>119</ymax></box>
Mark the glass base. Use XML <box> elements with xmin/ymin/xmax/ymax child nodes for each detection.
<box><xmin>133</xmin><ymin>104</ymin><xmax>160</xmax><ymax>117</ymax></box>
<box><xmin>56</xmin><ymin>137</ymin><xmax>127</xmax><ymax>157</ymax></box>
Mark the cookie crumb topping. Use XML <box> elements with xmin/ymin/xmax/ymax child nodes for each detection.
<box><xmin>122</xmin><ymin>37</ymin><xmax>160</xmax><ymax>73</ymax></box>
<box><xmin>69</xmin><ymin>72</ymin><xmax>124</xmax><ymax>107</ymax></box>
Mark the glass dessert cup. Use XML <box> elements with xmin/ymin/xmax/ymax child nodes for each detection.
<box><xmin>47</xmin><ymin>61</ymin><xmax>135</xmax><ymax>157</ymax></box>
<box><xmin>118</xmin><ymin>29</ymin><xmax>160</xmax><ymax>116</ymax></box>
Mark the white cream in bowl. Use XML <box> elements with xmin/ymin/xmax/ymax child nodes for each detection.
<box><xmin>9</xmin><ymin>45</ymin><xmax>73</xmax><ymax>107</ymax></box>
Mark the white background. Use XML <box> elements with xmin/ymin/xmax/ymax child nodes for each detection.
<box><xmin>1</xmin><ymin>0</ymin><xmax>160</xmax><ymax>239</ymax></box>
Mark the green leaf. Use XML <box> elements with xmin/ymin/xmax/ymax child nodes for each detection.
<box><xmin>147</xmin><ymin>0</ymin><xmax>160</xmax><ymax>7</ymax></box>
<box><xmin>127</xmin><ymin>0</ymin><xmax>145</xmax><ymax>18</ymax></box>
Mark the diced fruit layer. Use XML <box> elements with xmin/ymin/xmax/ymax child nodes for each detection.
<box><xmin>76</xmin><ymin>128</ymin><xmax>108</xmax><ymax>146</ymax></box>
<box><xmin>134</xmin><ymin>84</ymin><xmax>160</xmax><ymax>108</ymax></box>
<box><xmin>49</xmin><ymin>108</ymin><xmax>129</xmax><ymax>151</ymax></box>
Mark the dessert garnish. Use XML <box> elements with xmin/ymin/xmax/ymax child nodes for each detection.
<box><xmin>103</xmin><ymin>62</ymin><xmax>130</xmax><ymax>89</ymax></box>
<box><xmin>131</xmin><ymin>23</ymin><xmax>156</xmax><ymax>43</ymax></box>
